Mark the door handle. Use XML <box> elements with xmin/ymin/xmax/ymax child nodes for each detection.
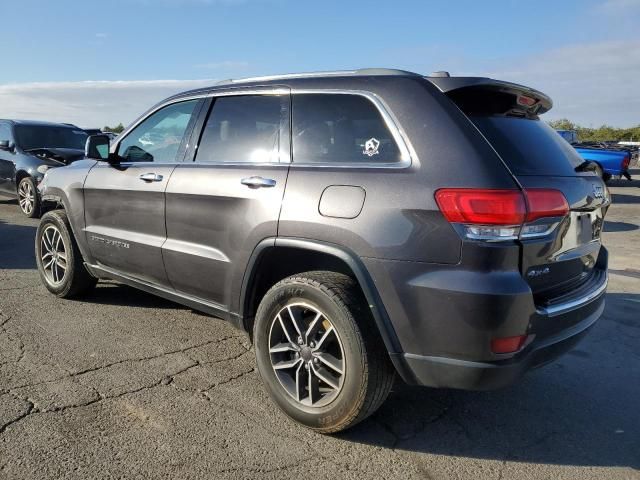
<box><xmin>139</xmin><ymin>172</ymin><xmax>164</xmax><ymax>182</ymax></box>
<box><xmin>240</xmin><ymin>176</ymin><xmax>277</xmax><ymax>189</ymax></box>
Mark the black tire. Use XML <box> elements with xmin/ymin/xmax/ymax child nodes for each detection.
<box><xmin>17</xmin><ymin>176</ymin><xmax>41</xmax><ymax>218</ymax></box>
<box><xmin>35</xmin><ymin>210</ymin><xmax>97</xmax><ymax>298</ymax></box>
<box><xmin>254</xmin><ymin>271</ymin><xmax>395</xmax><ymax>433</ymax></box>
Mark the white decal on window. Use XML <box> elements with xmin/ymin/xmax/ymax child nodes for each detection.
<box><xmin>363</xmin><ymin>137</ymin><xmax>380</xmax><ymax>157</ymax></box>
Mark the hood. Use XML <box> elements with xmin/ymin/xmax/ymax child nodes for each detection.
<box><xmin>25</xmin><ymin>147</ymin><xmax>85</xmax><ymax>165</ymax></box>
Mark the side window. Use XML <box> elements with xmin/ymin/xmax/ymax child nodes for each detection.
<box><xmin>117</xmin><ymin>99</ymin><xmax>199</xmax><ymax>163</ymax></box>
<box><xmin>195</xmin><ymin>95</ymin><xmax>288</xmax><ymax>163</ymax></box>
<box><xmin>292</xmin><ymin>94</ymin><xmax>403</xmax><ymax>164</ymax></box>
<box><xmin>0</xmin><ymin>123</ymin><xmax>12</xmax><ymax>142</ymax></box>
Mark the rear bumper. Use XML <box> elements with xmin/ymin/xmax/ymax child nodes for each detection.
<box><xmin>392</xmin><ymin>294</ymin><xmax>603</xmax><ymax>390</ymax></box>
<box><xmin>364</xmin><ymin>248</ymin><xmax>608</xmax><ymax>391</ymax></box>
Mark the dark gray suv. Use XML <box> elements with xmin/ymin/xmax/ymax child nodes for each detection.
<box><xmin>36</xmin><ymin>69</ymin><xmax>609</xmax><ymax>433</ymax></box>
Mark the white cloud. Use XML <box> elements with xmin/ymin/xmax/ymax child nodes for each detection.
<box><xmin>95</xmin><ymin>33</ymin><xmax>108</xmax><ymax>38</ymax></box>
<box><xmin>484</xmin><ymin>40</ymin><xmax>640</xmax><ymax>127</ymax></box>
<box><xmin>0</xmin><ymin>79</ymin><xmax>215</xmax><ymax>128</ymax></box>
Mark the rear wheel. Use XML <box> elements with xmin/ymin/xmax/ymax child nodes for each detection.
<box><xmin>36</xmin><ymin>210</ymin><xmax>97</xmax><ymax>298</ymax></box>
<box><xmin>17</xmin><ymin>177</ymin><xmax>40</xmax><ymax>218</ymax></box>
<box><xmin>254</xmin><ymin>271</ymin><xmax>395</xmax><ymax>433</ymax></box>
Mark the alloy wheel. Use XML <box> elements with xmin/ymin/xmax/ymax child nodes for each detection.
<box><xmin>18</xmin><ymin>180</ymin><xmax>34</xmax><ymax>215</ymax></box>
<box><xmin>40</xmin><ymin>225</ymin><xmax>67</xmax><ymax>285</ymax></box>
<box><xmin>268</xmin><ymin>303</ymin><xmax>345</xmax><ymax>407</ymax></box>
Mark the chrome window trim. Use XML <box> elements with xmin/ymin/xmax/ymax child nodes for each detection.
<box><xmin>111</xmin><ymin>95</ymin><xmax>207</xmax><ymax>157</ymax></box>
<box><xmin>288</xmin><ymin>89</ymin><xmax>415</xmax><ymax>169</ymax></box>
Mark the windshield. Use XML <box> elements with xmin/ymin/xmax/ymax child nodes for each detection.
<box><xmin>15</xmin><ymin>125</ymin><xmax>88</xmax><ymax>151</ymax></box>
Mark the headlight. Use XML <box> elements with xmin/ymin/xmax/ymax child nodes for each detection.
<box><xmin>37</xmin><ymin>165</ymin><xmax>50</xmax><ymax>174</ymax></box>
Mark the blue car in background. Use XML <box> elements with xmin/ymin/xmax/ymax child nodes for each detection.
<box><xmin>556</xmin><ymin>130</ymin><xmax>632</xmax><ymax>182</ymax></box>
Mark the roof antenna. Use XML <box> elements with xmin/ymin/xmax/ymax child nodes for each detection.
<box><xmin>430</xmin><ymin>71</ymin><xmax>450</xmax><ymax>77</ymax></box>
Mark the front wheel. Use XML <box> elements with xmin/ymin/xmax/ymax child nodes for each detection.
<box><xmin>17</xmin><ymin>177</ymin><xmax>40</xmax><ymax>218</ymax></box>
<box><xmin>35</xmin><ymin>210</ymin><xmax>97</xmax><ymax>298</ymax></box>
<box><xmin>254</xmin><ymin>271</ymin><xmax>395</xmax><ymax>433</ymax></box>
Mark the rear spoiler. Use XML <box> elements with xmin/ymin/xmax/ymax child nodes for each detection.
<box><xmin>425</xmin><ymin>77</ymin><xmax>553</xmax><ymax>115</ymax></box>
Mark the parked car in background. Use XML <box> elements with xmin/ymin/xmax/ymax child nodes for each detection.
<box><xmin>37</xmin><ymin>69</ymin><xmax>609</xmax><ymax>433</ymax></box>
<box><xmin>0</xmin><ymin>120</ymin><xmax>88</xmax><ymax>217</ymax></box>
<box><xmin>555</xmin><ymin>130</ymin><xmax>632</xmax><ymax>181</ymax></box>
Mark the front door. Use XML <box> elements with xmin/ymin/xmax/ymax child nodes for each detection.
<box><xmin>83</xmin><ymin>98</ymin><xmax>202</xmax><ymax>286</ymax></box>
<box><xmin>0</xmin><ymin>122</ymin><xmax>16</xmax><ymax>194</ymax></box>
<box><xmin>164</xmin><ymin>89</ymin><xmax>290</xmax><ymax>311</ymax></box>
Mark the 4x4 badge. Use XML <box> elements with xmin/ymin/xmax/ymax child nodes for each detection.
<box><xmin>592</xmin><ymin>184</ymin><xmax>604</xmax><ymax>199</ymax></box>
<box><xmin>363</xmin><ymin>137</ymin><xmax>380</xmax><ymax>157</ymax></box>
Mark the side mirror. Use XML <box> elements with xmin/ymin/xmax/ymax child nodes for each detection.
<box><xmin>85</xmin><ymin>134</ymin><xmax>111</xmax><ymax>161</ymax></box>
<box><xmin>0</xmin><ymin>140</ymin><xmax>14</xmax><ymax>152</ymax></box>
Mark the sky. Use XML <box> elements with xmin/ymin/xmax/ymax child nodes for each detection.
<box><xmin>0</xmin><ymin>0</ymin><xmax>639</xmax><ymax>128</ymax></box>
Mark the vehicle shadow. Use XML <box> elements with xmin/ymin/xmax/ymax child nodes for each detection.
<box><xmin>0</xmin><ymin>219</ymin><xmax>37</xmax><ymax>269</ymax></box>
<box><xmin>604</xmin><ymin>220</ymin><xmax>639</xmax><ymax>232</ymax></box>
<box><xmin>84</xmin><ymin>282</ymin><xmax>190</xmax><ymax>311</ymax></box>
<box><xmin>341</xmin><ymin>292</ymin><xmax>640</xmax><ymax>469</ymax></box>
<box><xmin>611</xmin><ymin>193</ymin><xmax>640</xmax><ymax>204</ymax></box>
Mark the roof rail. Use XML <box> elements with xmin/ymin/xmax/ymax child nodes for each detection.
<box><xmin>215</xmin><ymin>68</ymin><xmax>421</xmax><ymax>86</ymax></box>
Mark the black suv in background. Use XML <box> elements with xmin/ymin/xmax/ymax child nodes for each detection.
<box><xmin>36</xmin><ymin>69</ymin><xmax>609</xmax><ymax>433</ymax></box>
<box><xmin>0</xmin><ymin>120</ymin><xmax>87</xmax><ymax>217</ymax></box>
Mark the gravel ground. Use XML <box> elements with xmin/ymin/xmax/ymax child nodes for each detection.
<box><xmin>0</xmin><ymin>172</ymin><xmax>639</xmax><ymax>480</ymax></box>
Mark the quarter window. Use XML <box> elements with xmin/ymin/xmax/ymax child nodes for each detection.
<box><xmin>117</xmin><ymin>99</ymin><xmax>199</xmax><ymax>163</ymax></box>
<box><xmin>292</xmin><ymin>94</ymin><xmax>403</xmax><ymax>164</ymax></box>
<box><xmin>195</xmin><ymin>95</ymin><xmax>288</xmax><ymax>163</ymax></box>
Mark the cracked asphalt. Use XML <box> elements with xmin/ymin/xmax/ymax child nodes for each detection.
<box><xmin>1</xmin><ymin>173</ymin><xmax>639</xmax><ymax>480</ymax></box>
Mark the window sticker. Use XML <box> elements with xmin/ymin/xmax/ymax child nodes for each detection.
<box><xmin>363</xmin><ymin>137</ymin><xmax>380</xmax><ymax>157</ymax></box>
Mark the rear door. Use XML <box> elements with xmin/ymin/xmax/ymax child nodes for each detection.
<box><xmin>445</xmin><ymin>84</ymin><xmax>609</xmax><ymax>303</ymax></box>
<box><xmin>83</xmin><ymin>98</ymin><xmax>203</xmax><ymax>286</ymax></box>
<box><xmin>163</xmin><ymin>88</ymin><xmax>290</xmax><ymax>311</ymax></box>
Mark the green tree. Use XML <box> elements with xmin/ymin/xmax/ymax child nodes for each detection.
<box><xmin>103</xmin><ymin>123</ymin><xmax>125</xmax><ymax>134</ymax></box>
<box><xmin>546</xmin><ymin>119</ymin><xmax>640</xmax><ymax>142</ymax></box>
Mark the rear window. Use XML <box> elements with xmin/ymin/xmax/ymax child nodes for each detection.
<box><xmin>446</xmin><ymin>85</ymin><xmax>583</xmax><ymax>176</ymax></box>
<box><xmin>470</xmin><ymin>117</ymin><xmax>584</xmax><ymax>176</ymax></box>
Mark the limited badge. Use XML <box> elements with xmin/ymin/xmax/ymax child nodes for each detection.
<box><xmin>363</xmin><ymin>137</ymin><xmax>380</xmax><ymax>157</ymax></box>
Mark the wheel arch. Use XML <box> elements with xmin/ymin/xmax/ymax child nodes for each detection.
<box><xmin>239</xmin><ymin>238</ymin><xmax>403</xmax><ymax>357</ymax></box>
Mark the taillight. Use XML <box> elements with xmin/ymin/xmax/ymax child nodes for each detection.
<box><xmin>622</xmin><ymin>155</ymin><xmax>630</xmax><ymax>170</ymax></box>
<box><xmin>435</xmin><ymin>188</ymin><xmax>569</xmax><ymax>241</ymax></box>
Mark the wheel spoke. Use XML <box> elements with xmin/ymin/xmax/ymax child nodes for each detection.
<box><xmin>311</xmin><ymin>363</ymin><xmax>340</xmax><ymax>390</ymax></box>
<box><xmin>43</xmin><ymin>230</ymin><xmax>53</xmax><ymax>250</ymax></box>
<box><xmin>304</xmin><ymin>312</ymin><xmax>322</xmax><ymax>342</ymax></box>
<box><xmin>57</xmin><ymin>258</ymin><xmax>67</xmax><ymax>271</ymax></box>
<box><xmin>307</xmin><ymin>367</ymin><xmax>319</xmax><ymax>404</ymax></box>
<box><xmin>314</xmin><ymin>326</ymin><xmax>334</xmax><ymax>351</ymax></box>
<box><xmin>272</xmin><ymin>357</ymin><xmax>302</xmax><ymax>371</ymax></box>
<box><xmin>313</xmin><ymin>352</ymin><xmax>344</xmax><ymax>375</ymax></box>
<box><xmin>277</xmin><ymin>314</ymin><xmax>296</xmax><ymax>345</ymax></box>
<box><xmin>295</xmin><ymin>362</ymin><xmax>305</xmax><ymax>402</ymax></box>
<box><xmin>269</xmin><ymin>342</ymin><xmax>298</xmax><ymax>353</ymax></box>
<box><xmin>43</xmin><ymin>258</ymin><xmax>54</xmax><ymax>270</ymax></box>
<box><xmin>286</xmin><ymin>305</ymin><xmax>304</xmax><ymax>339</ymax></box>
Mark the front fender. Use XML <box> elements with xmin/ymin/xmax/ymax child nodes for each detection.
<box><xmin>39</xmin><ymin>160</ymin><xmax>98</xmax><ymax>263</ymax></box>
